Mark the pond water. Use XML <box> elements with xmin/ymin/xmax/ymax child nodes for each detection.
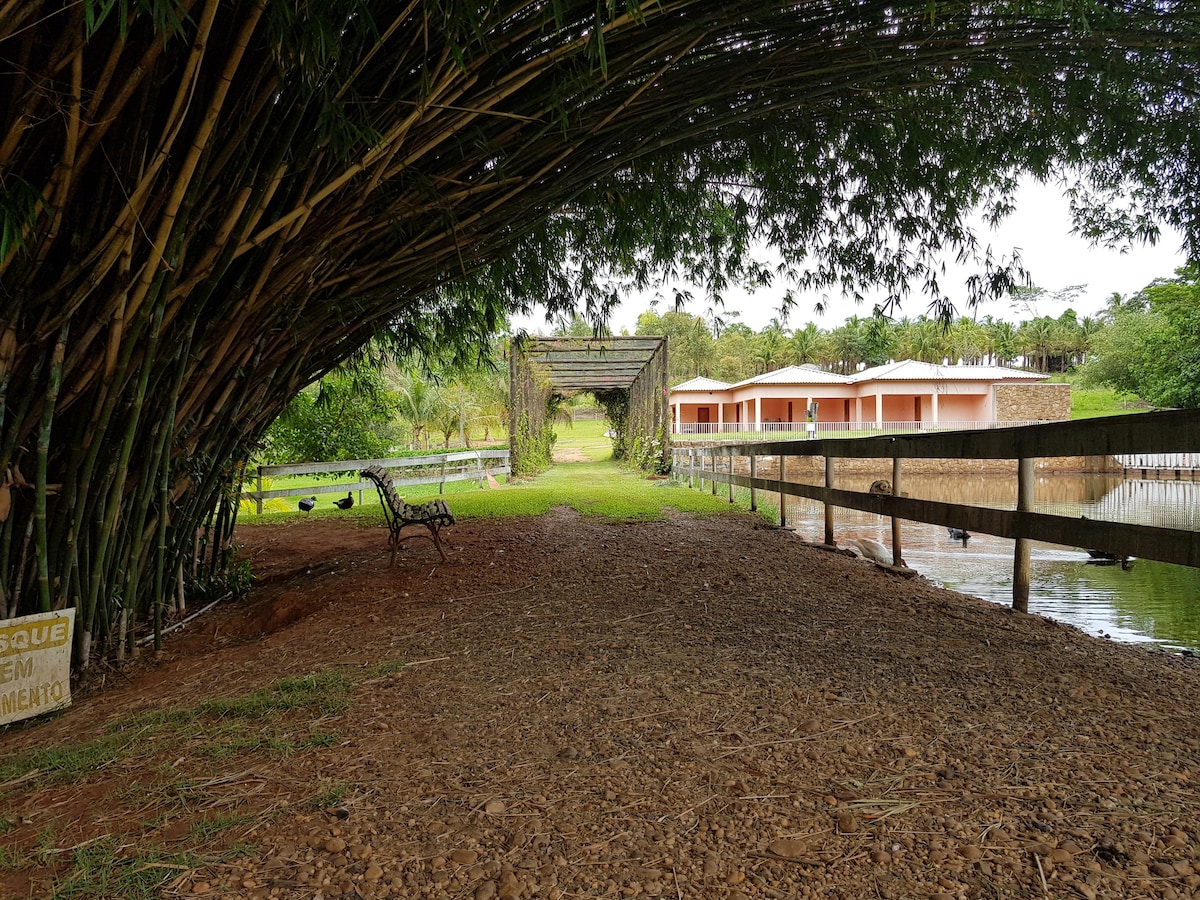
<box><xmin>781</xmin><ymin>473</ymin><xmax>1200</xmax><ymax>652</ymax></box>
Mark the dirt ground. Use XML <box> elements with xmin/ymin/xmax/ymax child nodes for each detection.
<box><xmin>3</xmin><ymin>502</ymin><xmax>1200</xmax><ymax>900</ymax></box>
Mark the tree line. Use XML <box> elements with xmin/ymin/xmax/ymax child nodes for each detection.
<box><xmin>611</xmin><ymin>268</ymin><xmax>1199</xmax><ymax>407</ymax></box>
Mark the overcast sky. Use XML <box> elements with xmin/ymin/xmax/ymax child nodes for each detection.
<box><xmin>513</xmin><ymin>179</ymin><xmax>1188</xmax><ymax>335</ymax></box>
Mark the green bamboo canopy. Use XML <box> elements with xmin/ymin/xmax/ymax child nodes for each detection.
<box><xmin>2</xmin><ymin>1</ymin><xmax>1198</xmax><ymax>666</ymax></box>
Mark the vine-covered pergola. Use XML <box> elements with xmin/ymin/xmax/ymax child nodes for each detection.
<box><xmin>510</xmin><ymin>337</ymin><xmax>670</xmax><ymax>475</ymax></box>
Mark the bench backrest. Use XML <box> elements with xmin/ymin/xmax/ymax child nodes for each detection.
<box><xmin>361</xmin><ymin>465</ymin><xmax>455</xmax><ymax>527</ymax></box>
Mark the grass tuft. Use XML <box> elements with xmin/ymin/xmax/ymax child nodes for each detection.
<box><xmin>50</xmin><ymin>838</ymin><xmax>198</xmax><ymax>900</ymax></box>
<box><xmin>2</xmin><ymin>670</ymin><xmax>354</xmax><ymax>791</ymax></box>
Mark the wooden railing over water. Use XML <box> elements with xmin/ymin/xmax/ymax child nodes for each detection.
<box><xmin>670</xmin><ymin>409</ymin><xmax>1200</xmax><ymax>611</ymax></box>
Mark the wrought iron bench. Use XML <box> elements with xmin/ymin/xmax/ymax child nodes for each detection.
<box><xmin>360</xmin><ymin>465</ymin><xmax>456</xmax><ymax>564</ymax></box>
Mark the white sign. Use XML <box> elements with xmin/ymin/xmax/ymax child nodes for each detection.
<box><xmin>0</xmin><ymin>608</ymin><xmax>74</xmax><ymax>726</ymax></box>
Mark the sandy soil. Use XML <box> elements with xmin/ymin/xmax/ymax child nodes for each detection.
<box><xmin>2</xmin><ymin>505</ymin><xmax>1199</xmax><ymax>900</ymax></box>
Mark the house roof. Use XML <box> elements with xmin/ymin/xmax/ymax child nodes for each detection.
<box><xmin>672</xmin><ymin>376</ymin><xmax>732</xmax><ymax>392</ymax></box>
<box><xmin>731</xmin><ymin>365</ymin><xmax>851</xmax><ymax>388</ymax></box>
<box><xmin>850</xmin><ymin>360</ymin><xmax>1047</xmax><ymax>383</ymax></box>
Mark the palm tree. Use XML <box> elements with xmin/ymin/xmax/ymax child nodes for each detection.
<box><xmin>395</xmin><ymin>371</ymin><xmax>441</xmax><ymax>450</ymax></box>
<box><xmin>789</xmin><ymin>323</ymin><xmax>824</xmax><ymax>366</ymax></box>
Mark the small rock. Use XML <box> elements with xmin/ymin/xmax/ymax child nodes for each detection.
<box><xmin>870</xmin><ymin>850</ymin><xmax>892</xmax><ymax>865</ymax></box>
<box><xmin>324</xmin><ymin>837</ymin><xmax>347</xmax><ymax>854</ymax></box>
<box><xmin>484</xmin><ymin>799</ymin><xmax>507</xmax><ymax>815</ymax></box>
<box><xmin>1072</xmin><ymin>882</ymin><xmax>1097</xmax><ymax>900</ymax></box>
<box><xmin>452</xmin><ymin>850</ymin><xmax>480</xmax><ymax>866</ymax></box>
<box><xmin>475</xmin><ymin>882</ymin><xmax>497</xmax><ymax>900</ymax></box>
<box><xmin>1050</xmin><ymin>848</ymin><xmax>1073</xmax><ymax>864</ymax></box>
<box><xmin>767</xmin><ymin>838</ymin><xmax>808</xmax><ymax>859</ymax></box>
<box><xmin>836</xmin><ymin>811</ymin><xmax>858</xmax><ymax>834</ymax></box>
<box><xmin>958</xmin><ymin>845</ymin><xmax>982</xmax><ymax>861</ymax></box>
<box><xmin>191</xmin><ymin>884</ymin><xmax>211</xmax><ymax>895</ymax></box>
<box><xmin>365</xmin><ymin>864</ymin><xmax>384</xmax><ymax>882</ymax></box>
<box><xmin>1152</xmin><ymin>862</ymin><xmax>1177</xmax><ymax>877</ymax></box>
<box><xmin>703</xmin><ymin>855</ymin><xmax>719</xmax><ymax>876</ymax></box>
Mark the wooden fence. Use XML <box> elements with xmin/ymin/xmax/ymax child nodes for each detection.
<box><xmin>670</xmin><ymin>409</ymin><xmax>1200</xmax><ymax>611</ymax></box>
<box><xmin>243</xmin><ymin>450</ymin><xmax>511</xmax><ymax>514</ymax></box>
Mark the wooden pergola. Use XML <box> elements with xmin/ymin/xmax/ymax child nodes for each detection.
<box><xmin>519</xmin><ymin>336</ymin><xmax>667</xmax><ymax>392</ymax></box>
<box><xmin>509</xmin><ymin>336</ymin><xmax>671</xmax><ymax>473</ymax></box>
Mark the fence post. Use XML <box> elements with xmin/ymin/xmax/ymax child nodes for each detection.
<box><xmin>440</xmin><ymin>456</ymin><xmax>447</xmax><ymax>494</ymax></box>
<box><xmin>779</xmin><ymin>454</ymin><xmax>787</xmax><ymax>528</ymax></box>
<box><xmin>711</xmin><ymin>448</ymin><xmax>717</xmax><ymax>496</ymax></box>
<box><xmin>824</xmin><ymin>456</ymin><xmax>835</xmax><ymax>546</ymax></box>
<box><xmin>749</xmin><ymin>453</ymin><xmax>757</xmax><ymax>511</ymax></box>
<box><xmin>728</xmin><ymin>447</ymin><xmax>735</xmax><ymax>503</ymax></box>
<box><xmin>1012</xmin><ymin>457</ymin><xmax>1034</xmax><ymax>612</ymax></box>
<box><xmin>688</xmin><ymin>447</ymin><xmax>694</xmax><ymax>489</ymax></box>
<box><xmin>891</xmin><ymin>456</ymin><xmax>903</xmax><ymax>566</ymax></box>
<box><xmin>256</xmin><ymin>465</ymin><xmax>263</xmax><ymax>516</ymax></box>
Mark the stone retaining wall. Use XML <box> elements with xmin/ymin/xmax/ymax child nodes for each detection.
<box><xmin>719</xmin><ymin>455</ymin><xmax>1121</xmax><ymax>480</ymax></box>
<box><xmin>995</xmin><ymin>382</ymin><xmax>1071</xmax><ymax>421</ymax></box>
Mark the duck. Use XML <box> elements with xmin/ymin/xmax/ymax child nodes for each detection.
<box><xmin>947</xmin><ymin>527</ymin><xmax>970</xmax><ymax>546</ymax></box>
<box><xmin>333</xmin><ymin>492</ymin><xmax>354</xmax><ymax>510</ymax></box>
<box><xmin>846</xmin><ymin>537</ymin><xmax>896</xmax><ymax>566</ymax></box>
<box><xmin>298</xmin><ymin>496</ymin><xmax>317</xmax><ymax>512</ymax></box>
<box><xmin>1086</xmin><ymin>549</ymin><xmax>1135</xmax><ymax>570</ymax></box>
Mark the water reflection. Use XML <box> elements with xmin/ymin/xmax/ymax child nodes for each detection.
<box><xmin>783</xmin><ymin>474</ymin><xmax>1200</xmax><ymax>651</ymax></box>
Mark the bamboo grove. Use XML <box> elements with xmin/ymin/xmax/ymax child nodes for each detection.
<box><xmin>1</xmin><ymin>1</ymin><xmax>1198</xmax><ymax>666</ymax></box>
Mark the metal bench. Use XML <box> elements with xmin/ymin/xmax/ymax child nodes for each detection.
<box><xmin>360</xmin><ymin>465</ymin><xmax>456</xmax><ymax>564</ymax></box>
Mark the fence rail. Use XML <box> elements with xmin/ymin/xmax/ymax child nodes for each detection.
<box><xmin>672</xmin><ymin>419</ymin><xmax>1043</xmax><ymax>440</ymax></box>
<box><xmin>1118</xmin><ymin>452</ymin><xmax>1200</xmax><ymax>472</ymax></box>
<box><xmin>242</xmin><ymin>450</ymin><xmax>511</xmax><ymax>514</ymax></box>
<box><xmin>670</xmin><ymin>409</ymin><xmax>1200</xmax><ymax>611</ymax></box>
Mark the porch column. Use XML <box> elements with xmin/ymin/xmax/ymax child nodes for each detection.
<box><xmin>854</xmin><ymin>397</ymin><xmax>863</xmax><ymax>425</ymax></box>
<box><xmin>753</xmin><ymin>398</ymin><xmax>761</xmax><ymax>431</ymax></box>
<box><xmin>717</xmin><ymin>400</ymin><xmax>724</xmax><ymax>435</ymax></box>
<box><xmin>930</xmin><ymin>392</ymin><xmax>939</xmax><ymax>426</ymax></box>
<box><xmin>875</xmin><ymin>391</ymin><xmax>883</xmax><ymax>429</ymax></box>
<box><xmin>672</xmin><ymin>402</ymin><xmax>680</xmax><ymax>434</ymax></box>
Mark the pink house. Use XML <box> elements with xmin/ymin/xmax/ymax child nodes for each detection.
<box><xmin>671</xmin><ymin>361</ymin><xmax>1058</xmax><ymax>435</ymax></box>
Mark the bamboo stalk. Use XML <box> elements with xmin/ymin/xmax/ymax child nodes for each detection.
<box><xmin>35</xmin><ymin>323</ymin><xmax>69</xmax><ymax>612</ymax></box>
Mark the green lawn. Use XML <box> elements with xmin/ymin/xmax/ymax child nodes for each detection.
<box><xmin>239</xmin><ymin>436</ymin><xmax>766</xmax><ymax>527</ymax></box>
<box><xmin>552</xmin><ymin>417</ymin><xmax>614</xmax><ymax>461</ymax></box>
<box><xmin>1069</xmin><ymin>386</ymin><xmax>1151</xmax><ymax>419</ymax></box>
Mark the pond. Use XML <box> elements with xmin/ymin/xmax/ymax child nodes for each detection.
<box><xmin>782</xmin><ymin>473</ymin><xmax>1200</xmax><ymax>652</ymax></box>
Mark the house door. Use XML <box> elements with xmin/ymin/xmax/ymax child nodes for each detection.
<box><xmin>914</xmin><ymin>398</ymin><xmax>921</xmax><ymax>422</ymax></box>
<box><xmin>697</xmin><ymin>407</ymin><xmax>710</xmax><ymax>424</ymax></box>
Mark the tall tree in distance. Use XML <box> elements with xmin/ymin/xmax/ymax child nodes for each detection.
<box><xmin>3</xmin><ymin>1</ymin><xmax>1200</xmax><ymax>663</ymax></box>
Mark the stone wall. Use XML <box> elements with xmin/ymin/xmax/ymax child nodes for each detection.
<box><xmin>994</xmin><ymin>383</ymin><xmax>1071</xmax><ymax>421</ymax></box>
<box><xmin>774</xmin><ymin>455</ymin><xmax>1118</xmax><ymax>476</ymax></box>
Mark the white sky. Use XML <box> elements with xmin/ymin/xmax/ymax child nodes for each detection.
<box><xmin>513</xmin><ymin>179</ymin><xmax>1189</xmax><ymax>335</ymax></box>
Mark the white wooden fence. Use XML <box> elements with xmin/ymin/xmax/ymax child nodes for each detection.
<box><xmin>242</xmin><ymin>450</ymin><xmax>511</xmax><ymax>514</ymax></box>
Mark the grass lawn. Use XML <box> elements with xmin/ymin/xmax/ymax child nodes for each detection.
<box><xmin>239</xmin><ymin>417</ymin><xmax>769</xmax><ymax>527</ymax></box>
<box><xmin>1069</xmin><ymin>386</ymin><xmax>1152</xmax><ymax>419</ymax></box>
